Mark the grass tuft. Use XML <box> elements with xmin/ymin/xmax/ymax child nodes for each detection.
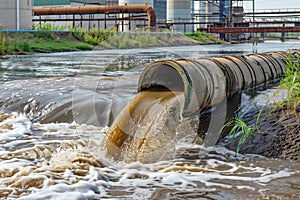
<box><xmin>184</xmin><ymin>31</ymin><xmax>224</xmax><ymax>44</ymax></box>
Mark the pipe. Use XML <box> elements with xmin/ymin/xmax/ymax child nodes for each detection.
<box><xmin>16</xmin><ymin>0</ymin><xmax>20</xmax><ymax>30</ymax></box>
<box><xmin>33</xmin><ymin>4</ymin><xmax>156</xmax><ymax>28</ymax></box>
<box><xmin>104</xmin><ymin>50</ymin><xmax>300</xmax><ymax>161</ymax></box>
<box><xmin>138</xmin><ymin>50</ymin><xmax>300</xmax><ymax>117</ymax></box>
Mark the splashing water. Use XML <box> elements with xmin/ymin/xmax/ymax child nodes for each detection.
<box><xmin>103</xmin><ymin>90</ymin><xmax>186</xmax><ymax>163</ymax></box>
<box><xmin>0</xmin><ymin>96</ymin><xmax>300</xmax><ymax>199</ymax></box>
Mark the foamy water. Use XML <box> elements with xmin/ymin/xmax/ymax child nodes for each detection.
<box><xmin>0</xmin><ymin>112</ymin><xmax>299</xmax><ymax>199</ymax></box>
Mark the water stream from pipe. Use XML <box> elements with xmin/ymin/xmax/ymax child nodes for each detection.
<box><xmin>103</xmin><ymin>89</ymin><xmax>185</xmax><ymax>163</ymax></box>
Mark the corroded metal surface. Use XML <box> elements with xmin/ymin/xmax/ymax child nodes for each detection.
<box><xmin>198</xmin><ymin>27</ymin><xmax>300</xmax><ymax>33</ymax></box>
<box><xmin>33</xmin><ymin>4</ymin><xmax>156</xmax><ymax>27</ymax></box>
<box><xmin>138</xmin><ymin>50</ymin><xmax>300</xmax><ymax>115</ymax></box>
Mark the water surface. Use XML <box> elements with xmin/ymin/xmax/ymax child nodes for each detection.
<box><xmin>0</xmin><ymin>41</ymin><xmax>299</xmax><ymax>199</ymax></box>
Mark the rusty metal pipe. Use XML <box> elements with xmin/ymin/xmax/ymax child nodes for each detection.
<box><xmin>33</xmin><ymin>4</ymin><xmax>156</xmax><ymax>27</ymax></box>
<box><xmin>138</xmin><ymin>50</ymin><xmax>300</xmax><ymax>117</ymax></box>
<box><xmin>104</xmin><ymin>50</ymin><xmax>300</xmax><ymax>161</ymax></box>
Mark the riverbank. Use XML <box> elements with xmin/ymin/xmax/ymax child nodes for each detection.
<box><xmin>0</xmin><ymin>30</ymin><xmax>222</xmax><ymax>55</ymax></box>
<box><xmin>225</xmin><ymin>104</ymin><xmax>300</xmax><ymax>160</ymax></box>
<box><xmin>0</xmin><ymin>32</ymin><xmax>92</xmax><ymax>54</ymax></box>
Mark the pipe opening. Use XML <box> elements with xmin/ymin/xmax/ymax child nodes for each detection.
<box><xmin>139</xmin><ymin>64</ymin><xmax>185</xmax><ymax>92</ymax></box>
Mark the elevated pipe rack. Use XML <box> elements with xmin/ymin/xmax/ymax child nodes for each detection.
<box><xmin>33</xmin><ymin>4</ymin><xmax>156</xmax><ymax>30</ymax></box>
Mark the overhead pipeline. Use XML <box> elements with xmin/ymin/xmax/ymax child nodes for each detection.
<box><xmin>33</xmin><ymin>4</ymin><xmax>156</xmax><ymax>28</ymax></box>
<box><xmin>138</xmin><ymin>50</ymin><xmax>300</xmax><ymax>117</ymax></box>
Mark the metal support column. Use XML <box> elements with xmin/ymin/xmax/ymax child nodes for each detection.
<box><xmin>219</xmin><ymin>0</ymin><xmax>225</xmax><ymax>39</ymax></box>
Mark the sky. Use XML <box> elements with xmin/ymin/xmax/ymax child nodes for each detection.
<box><xmin>243</xmin><ymin>0</ymin><xmax>300</xmax><ymax>11</ymax></box>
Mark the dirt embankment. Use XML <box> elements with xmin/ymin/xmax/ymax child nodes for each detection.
<box><xmin>0</xmin><ymin>32</ymin><xmax>208</xmax><ymax>55</ymax></box>
<box><xmin>225</xmin><ymin>105</ymin><xmax>300</xmax><ymax>160</ymax></box>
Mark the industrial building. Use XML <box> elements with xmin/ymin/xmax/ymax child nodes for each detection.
<box><xmin>0</xmin><ymin>0</ymin><xmax>32</xmax><ymax>30</ymax></box>
<box><xmin>1</xmin><ymin>0</ymin><xmax>299</xmax><ymax>42</ymax></box>
<box><xmin>31</xmin><ymin>0</ymin><xmax>249</xmax><ymax>33</ymax></box>
<box><xmin>0</xmin><ymin>0</ymin><xmax>241</xmax><ymax>32</ymax></box>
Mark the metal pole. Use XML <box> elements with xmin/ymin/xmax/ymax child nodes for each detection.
<box><xmin>220</xmin><ymin>0</ymin><xmax>225</xmax><ymax>39</ymax></box>
<box><xmin>219</xmin><ymin>0</ymin><xmax>223</xmax><ymax>24</ymax></box>
<box><xmin>252</xmin><ymin>0</ymin><xmax>255</xmax><ymax>22</ymax></box>
<box><xmin>191</xmin><ymin>0</ymin><xmax>194</xmax><ymax>32</ymax></box>
<box><xmin>16</xmin><ymin>0</ymin><xmax>20</xmax><ymax>30</ymax></box>
<box><xmin>252</xmin><ymin>0</ymin><xmax>256</xmax><ymax>44</ymax></box>
<box><xmin>228</xmin><ymin>0</ymin><xmax>232</xmax><ymax>42</ymax></box>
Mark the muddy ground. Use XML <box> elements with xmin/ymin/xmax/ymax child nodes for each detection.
<box><xmin>224</xmin><ymin>105</ymin><xmax>300</xmax><ymax>160</ymax></box>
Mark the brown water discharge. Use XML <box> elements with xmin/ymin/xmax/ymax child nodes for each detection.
<box><xmin>103</xmin><ymin>89</ymin><xmax>185</xmax><ymax>163</ymax></box>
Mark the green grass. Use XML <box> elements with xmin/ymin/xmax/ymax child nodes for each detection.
<box><xmin>223</xmin><ymin>104</ymin><xmax>265</xmax><ymax>155</ymax></box>
<box><xmin>184</xmin><ymin>31</ymin><xmax>224</xmax><ymax>44</ymax></box>
<box><xmin>0</xmin><ymin>30</ymin><xmax>94</xmax><ymax>54</ymax></box>
<box><xmin>1</xmin><ymin>34</ymin><xmax>92</xmax><ymax>54</ymax></box>
<box><xmin>101</xmin><ymin>31</ymin><xmax>167</xmax><ymax>49</ymax></box>
<box><xmin>2</xmin><ymin>23</ymin><xmax>221</xmax><ymax>53</ymax></box>
<box><xmin>277</xmin><ymin>54</ymin><xmax>300</xmax><ymax>115</ymax></box>
<box><xmin>1</xmin><ymin>23</ymin><xmax>119</xmax><ymax>54</ymax></box>
<box><xmin>30</xmin><ymin>40</ymin><xmax>92</xmax><ymax>52</ymax></box>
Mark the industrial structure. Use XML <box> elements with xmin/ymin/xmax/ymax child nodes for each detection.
<box><xmin>0</xmin><ymin>0</ymin><xmax>300</xmax><ymax>41</ymax></box>
<box><xmin>0</xmin><ymin>0</ymin><xmax>32</xmax><ymax>30</ymax></box>
<box><xmin>33</xmin><ymin>4</ymin><xmax>156</xmax><ymax>31</ymax></box>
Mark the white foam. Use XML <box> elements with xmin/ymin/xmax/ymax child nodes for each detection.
<box><xmin>0</xmin><ymin>113</ymin><xmax>33</xmax><ymax>142</ymax></box>
<box><xmin>0</xmin><ymin>112</ymin><xmax>299</xmax><ymax>199</ymax></box>
<box><xmin>20</xmin><ymin>181</ymin><xmax>105</xmax><ymax>200</ymax></box>
<box><xmin>237</xmin><ymin>185</ymin><xmax>256</xmax><ymax>190</ymax></box>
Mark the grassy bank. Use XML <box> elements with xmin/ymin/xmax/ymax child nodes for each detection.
<box><xmin>0</xmin><ymin>23</ymin><xmax>222</xmax><ymax>54</ymax></box>
<box><xmin>184</xmin><ymin>32</ymin><xmax>224</xmax><ymax>44</ymax></box>
<box><xmin>0</xmin><ymin>31</ymin><xmax>92</xmax><ymax>55</ymax></box>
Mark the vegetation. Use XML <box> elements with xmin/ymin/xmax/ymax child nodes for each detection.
<box><xmin>184</xmin><ymin>31</ymin><xmax>224</xmax><ymax>44</ymax></box>
<box><xmin>225</xmin><ymin>54</ymin><xmax>300</xmax><ymax>156</ymax></box>
<box><xmin>101</xmin><ymin>30</ymin><xmax>175</xmax><ymax>49</ymax></box>
<box><xmin>224</xmin><ymin>104</ymin><xmax>265</xmax><ymax>155</ymax></box>
<box><xmin>0</xmin><ymin>26</ymin><xmax>93</xmax><ymax>54</ymax></box>
<box><xmin>1</xmin><ymin>23</ymin><xmax>226</xmax><ymax>54</ymax></box>
<box><xmin>277</xmin><ymin>55</ymin><xmax>300</xmax><ymax>115</ymax></box>
<box><xmin>71</xmin><ymin>26</ymin><xmax>117</xmax><ymax>46</ymax></box>
<box><xmin>0</xmin><ymin>25</ymin><xmax>4</xmax><ymax>54</ymax></box>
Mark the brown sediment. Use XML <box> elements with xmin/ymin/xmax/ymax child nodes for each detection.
<box><xmin>225</xmin><ymin>105</ymin><xmax>300</xmax><ymax>160</ymax></box>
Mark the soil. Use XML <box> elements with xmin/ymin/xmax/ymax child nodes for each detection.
<box><xmin>224</xmin><ymin>105</ymin><xmax>300</xmax><ymax>160</ymax></box>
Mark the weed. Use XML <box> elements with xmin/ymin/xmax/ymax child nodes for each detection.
<box><xmin>161</xmin><ymin>34</ymin><xmax>170</xmax><ymax>43</ymax></box>
<box><xmin>20</xmin><ymin>41</ymin><xmax>30</xmax><ymax>52</ymax></box>
<box><xmin>0</xmin><ymin>38</ymin><xmax>4</xmax><ymax>54</ymax></box>
<box><xmin>0</xmin><ymin>24</ymin><xmax>3</xmax><ymax>54</ymax></box>
<box><xmin>224</xmin><ymin>104</ymin><xmax>265</xmax><ymax>155</ymax></box>
<box><xmin>277</xmin><ymin>54</ymin><xmax>300</xmax><ymax>117</ymax></box>
<box><xmin>37</xmin><ymin>23</ymin><xmax>56</xmax><ymax>31</ymax></box>
<box><xmin>225</xmin><ymin>119</ymin><xmax>255</xmax><ymax>155</ymax></box>
<box><xmin>184</xmin><ymin>31</ymin><xmax>222</xmax><ymax>44</ymax></box>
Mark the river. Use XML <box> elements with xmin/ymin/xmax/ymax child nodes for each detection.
<box><xmin>0</xmin><ymin>41</ymin><xmax>299</xmax><ymax>199</ymax></box>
